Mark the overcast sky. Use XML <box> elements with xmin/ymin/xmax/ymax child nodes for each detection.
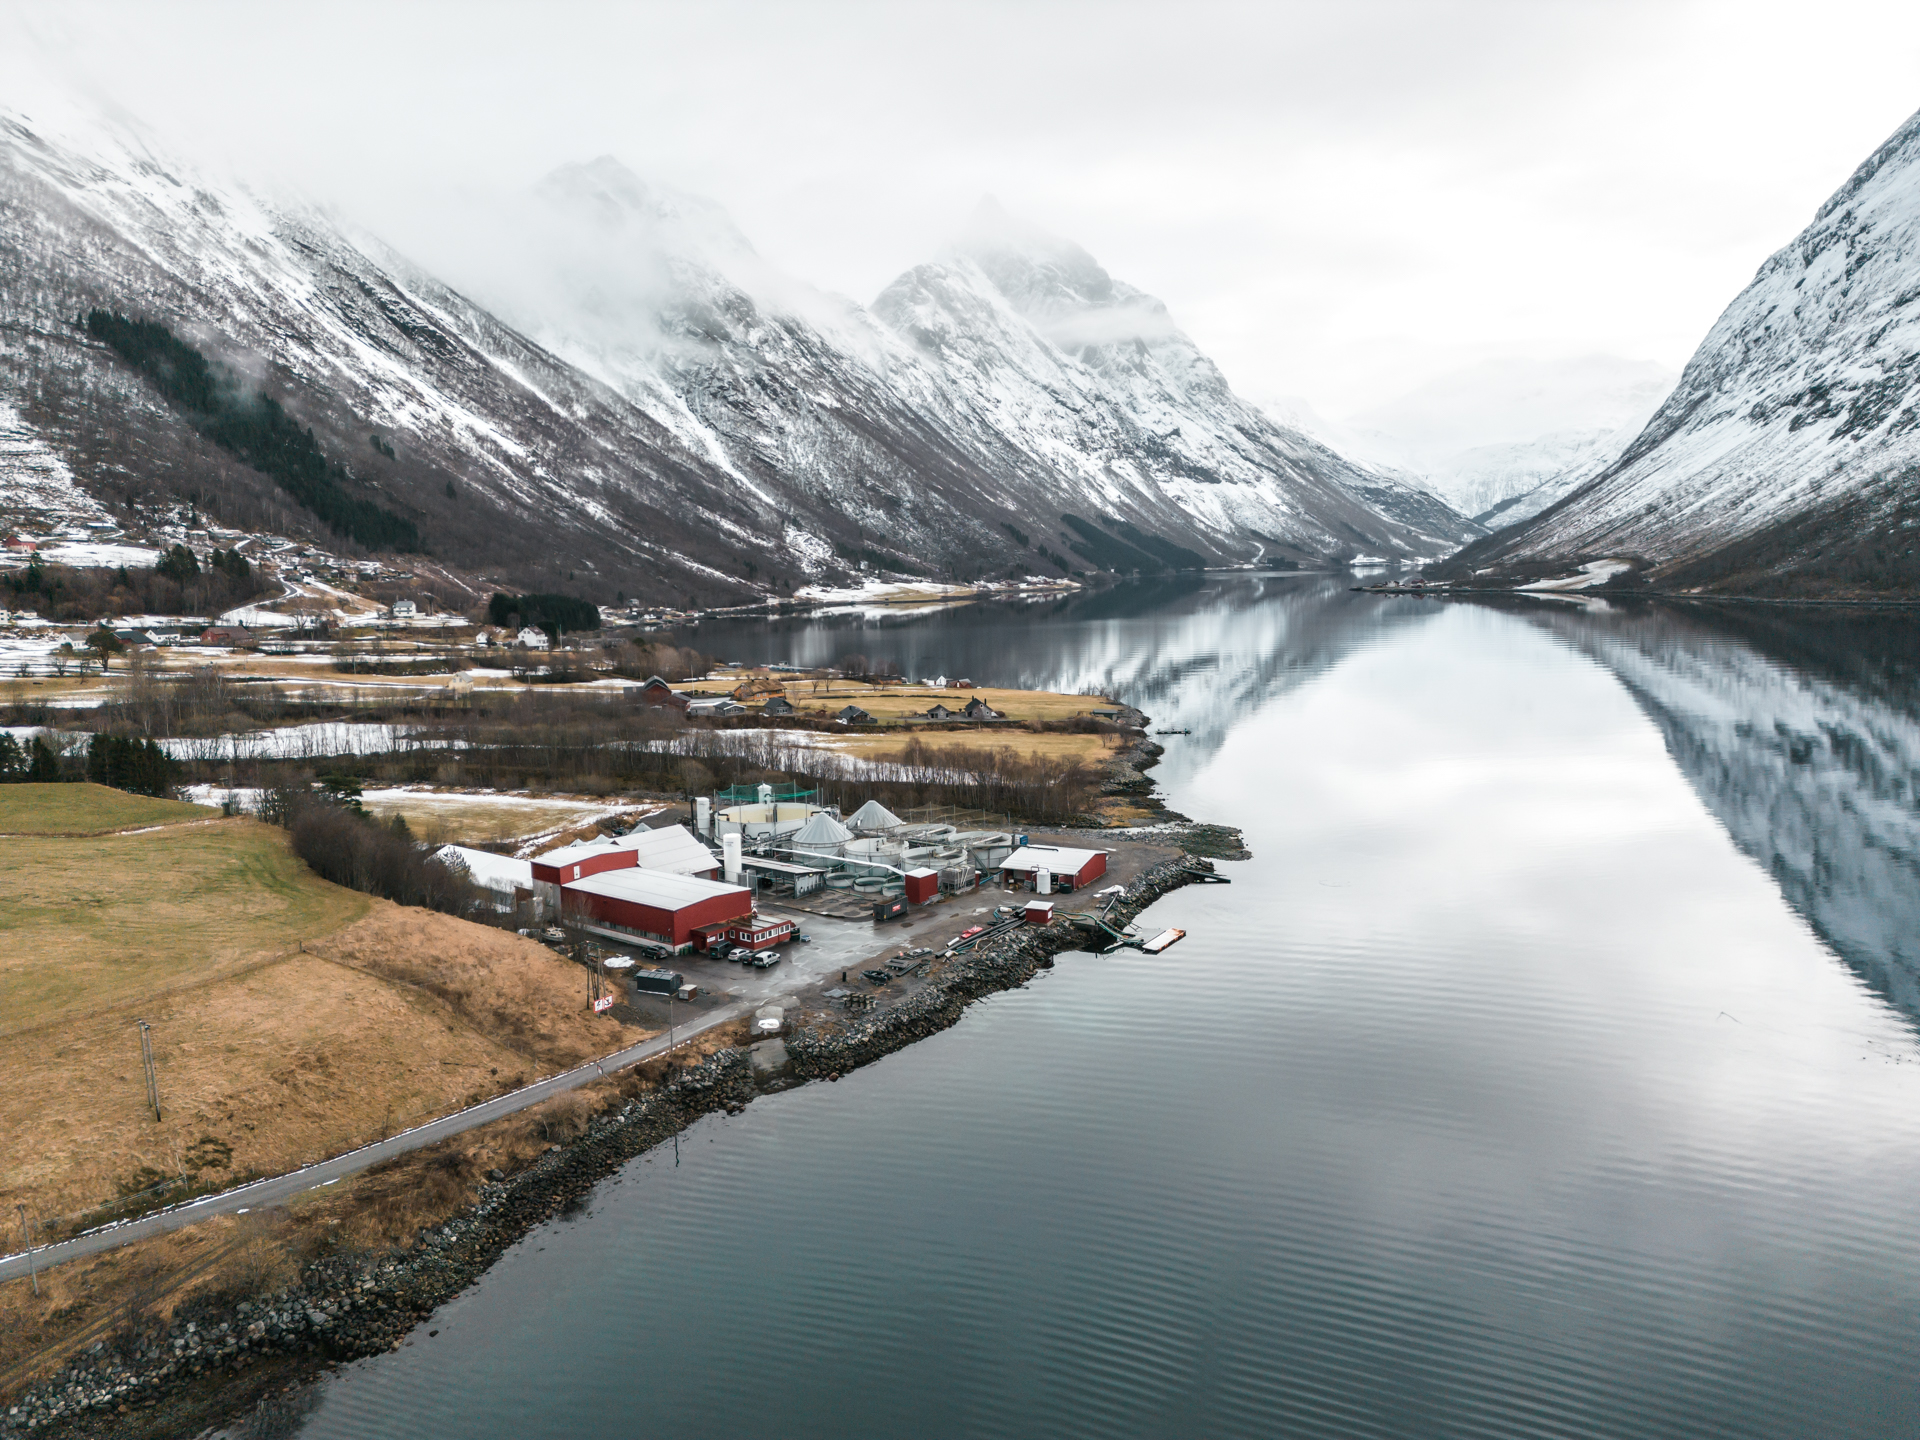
<box><xmin>11</xmin><ymin>0</ymin><xmax>1920</xmax><ymax>420</ymax></box>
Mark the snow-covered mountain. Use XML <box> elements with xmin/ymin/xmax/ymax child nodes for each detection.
<box><xmin>1334</xmin><ymin>356</ymin><xmax>1675</xmax><ymax>524</ymax></box>
<box><xmin>1449</xmin><ymin>107</ymin><xmax>1920</xmax><ymax>596</ymax></box>
<box><xmin>0</xmin><ymin>108</ymin><xmax>1473</xmax><ymax>604</ymax></box>
<box><xmin>469</xmin><ymin>175</ymin><xmax>1481</xmax><ymax>574</ymax></box>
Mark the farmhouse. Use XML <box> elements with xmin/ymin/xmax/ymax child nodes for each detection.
<box><xmin>516</xmin><ymin>627</ymin><xmax>547</xmax><ymax>648</ymax></box>
<box><xmin>837</xmin><ymin>704</ymin><xmax>874</xmax><ymax>725</ymax></box>
<box><xmin>635</xmin><ymin>676</ymin><xmax>687</xmax><ymax>710</ymax></box>
<box><xmin>761</xmin><ymin>694</ymin><xmax>796</xmax><ymax>716</ymax></box>
<box><xmin>962</xmin><ymin>696</ymin><xmax>1004</xmax><ymax>720</ymax></box>
<box><xmin>924</xmin><ymin>702</ymin><xmax>955</xmax><ymax>720</ymax></box>
<box><xmin>998</xmin><ymin>843</ymin><xmax>1108</xmax><ymax>892</ymax></box>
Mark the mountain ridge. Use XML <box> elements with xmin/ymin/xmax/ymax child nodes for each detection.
<box><xmin>1440</xmin><ymin>106</ymin><xmax>1920</xmax><ymax>598</ymax></box>
<box><xmin>0</xmin><ymin>113</ymin><xmax>1474</xmax><ymax>605</ymax></box>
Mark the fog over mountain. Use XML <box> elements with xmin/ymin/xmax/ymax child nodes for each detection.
<box><xmin>1310</xmin><ymin>356</ymin><xmax>1678</xmax><ymax>525</ymax></box>
<box><xmin>0</xmin><ymin>108</ymin><xmax>1474</xmax><ymax>603</ymax></box>
<box><xmin>1450</xmin><ymin>105</ymin><xmax>1920</xmax><ymax>596</ymax></box>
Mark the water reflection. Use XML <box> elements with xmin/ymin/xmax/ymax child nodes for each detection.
<box><xmin>694</xmin><ymin>574</ymin><xmax>1440</xmax><ymax>785</ymax></box>
<box><xmin>293</xmin><ymin>580</ymin><xmax>1920</xmax><ymax>1440</ymax></box>
<box><xmin>1513</xmin><ymin>600</ymin><xmax>1920</xmax><ymax>1026</ymax></box>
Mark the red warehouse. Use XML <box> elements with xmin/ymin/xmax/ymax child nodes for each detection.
<box><xmin>560</xmin><ymin>868</ymin><xmax>754</xmax><ymax>952</ymax></box>
<box><xmin>531</xmin><ymin>839</ymin><xmax>643</xmax><ymax>917</ymax></box>
<box><xmin>997</xmin><ymin>844</ymin><xmax>1108</xmax><ymax>892</ymax></box>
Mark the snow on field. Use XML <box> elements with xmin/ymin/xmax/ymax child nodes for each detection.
<box><xmin>181</xmin><ymin>783</ymin><xmax>263</xmax><ymax>812</ymax></box>
<box><xmin>159</xmin><ymin>723</ymin><xmax>438</xmax><ymax>761</ymax></box>
<box><xmin>794</xmin><ymin>579</ymin><xmax>976</xmax><ymax>604</ymax></box>
<box><xmin>215</xmin><ymin>604</ymin><xmax>305</xmax><ymax>629</ymax></box>
<box><xmin>1516</xmin><ymin>559</ymin><xmax>1632</xmax><ymax>592</ymax></box>
<box><xmin>35</xmin><ymin>541</ymin><xmax>163</xmax><ymax>568</ymax></box>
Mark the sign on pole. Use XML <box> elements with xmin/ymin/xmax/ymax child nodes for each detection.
<box><xmin>592</xmin><ymin>995</ymin><xmax>615</xmax><ymax>1013</ymax></box>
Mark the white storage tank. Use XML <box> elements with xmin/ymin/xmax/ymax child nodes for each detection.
<box><xmin>723</xmin><ymin>832</ymin><xmax>743</xmax><ymax>885</ymax></box>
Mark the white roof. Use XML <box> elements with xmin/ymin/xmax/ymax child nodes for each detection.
<box><xmin>790</xmin><ymin>811</ymin><xmax>854</xmax><ymax>846</ymax></box>
<box><xmin>615</xmin><ymin>825</ymin><xmax>720</xmax><ymax>875</ymax></box>
<box><xmin>436</xmin><ymin>845</ymin><xmax>533</xmax><ymax>893</ymax></box>
<box><xmin>536</xmin><ymin>838</ymin><xmax>631</xmax><ymax>868</ymax></box>
<box><xmin>846</xmin><ymin>799</ymin><xmax>902</xmax><ymax>831</ymax></box>
<box><xmin>999</xmin><ymin>844</ymin><xmax>1106</xmax><ymax>873</ymax></box>
<box><xmin>562</xmin><ymin>867</ymin><xmax>751</xmax><ymax>910</ymax></box>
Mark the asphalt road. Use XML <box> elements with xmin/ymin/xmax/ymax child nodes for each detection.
<box><xmin>0</xmin><ymin>895</ymin><xmax>1022</xmax><ymax>1285</ymax></box>
<box><xmin>0</xmin><ymin>999</ymin><xmax>751</xmax><ymax>1286</ymax></box>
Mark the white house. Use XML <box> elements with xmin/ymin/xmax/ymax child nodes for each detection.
<box><xmin>516</xmin><ymin>627</ymin><xmax>548</xmax><ymax>648</ymax></box>
<box><xmin>392</xmin><ymin>600</ymin><xmax>418</xmax><ymax>618</ymax></box>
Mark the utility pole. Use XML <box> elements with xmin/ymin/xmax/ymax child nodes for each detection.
<box><xmin>16</xmin><ymin>1205</ymin><xmax>36</xmax><ymax>1296</ymax></box>
<box><xmin>137</xmin><ymin>1019</ymin><xmax>160</xmax><ymax>1122</ymax></box>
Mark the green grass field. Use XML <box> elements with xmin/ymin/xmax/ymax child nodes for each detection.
<box><xmin>0</xmin><ymin>814</ymin><xmax>371</xmax><ymax>1032</ymax></box>
<box><xmin>0</xmin><ymin>783</ymin><xmax>216</xmax><ymax>835</ymax></box>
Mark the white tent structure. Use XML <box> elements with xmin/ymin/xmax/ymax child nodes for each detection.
<box><xmin>789</xmin><ymin>811</ymin><xmax>855</xmax><ymax>850</ymax></box>
<box><xmin>435</xmin><ymin>845</ymin><xmax>533</xmax><ymax>911</ymax></box>
<box><xmin>615</xmin><ymin>824</ymin><xmax>721</xmax><ymax>877</ymax></box>
<box><xmin>846</xmin><ymin>799</ymin><xmax>903</xmax><ymax>833</ymax></box>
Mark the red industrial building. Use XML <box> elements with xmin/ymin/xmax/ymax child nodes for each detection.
<box><xmin>559</xmin><ymin>868</ymin><xmax>754</xmax><ymax>952</ymax></box>
<box><xmin>530</xmin><ymin>840</ymin><xmax>639</xmax><ymax>889</ymax></box>
<box><xmin>997</xmin><ymin>844</ymin><xmax>1109</xmax><ymax>892</ymax></box>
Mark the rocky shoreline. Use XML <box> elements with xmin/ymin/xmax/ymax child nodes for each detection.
<box><xmin>4</xmin><ymin>854</ymin><xmax>1223</xmax><ymax>1440</ymax></box>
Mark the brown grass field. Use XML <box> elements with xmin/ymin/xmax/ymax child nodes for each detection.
<box><xmin>0</xmin><ymin>787</ymin><xmax>651</xmax><ymax>1232</ymax></box>
<box><xmin>773</xmin><ymin>680</ymin><xmax>1116</xmax><ymax>723</ymax></box>
<box><xmin>833</xmin><ymin>729</ymin><xmax>1122</xmax><ymax>764</ymax></box>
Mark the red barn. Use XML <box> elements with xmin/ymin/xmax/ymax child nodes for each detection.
<box><xmin>560</xmin><ymin>868</ymin><xmax>753</xmax><ymax>951</ymax></box>
<box><xmin>997</xmin><ymin>844</ymin><xmax>1108</xmax><ymax>892</ymax></box>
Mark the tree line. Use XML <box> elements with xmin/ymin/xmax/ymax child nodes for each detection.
<box><xmin>85</xmin><ymin>309</ymin><xmax>419</xmax><ymax>552</ymax></box>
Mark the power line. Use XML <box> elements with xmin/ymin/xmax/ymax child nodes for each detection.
<box><xmin>136</xmin><ymin>1019</ymin><xmax>160</xmax><ymax>1122</ymax></box>
<box><xmin>16</xmin><ymin>1205</ymin><xmax>35</xmax><ymax>1297</ymax></box>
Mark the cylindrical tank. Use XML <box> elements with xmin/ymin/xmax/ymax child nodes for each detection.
<box><xmin>757</xmin><ymin>783</ymin><xmax>774</xmax><ymax>805</ymax></box>
<box><xmin>695</xmin><ymin>796</ymin><xmax>711</xmax><ymax>837</ymax></box>
<box><xmin>1035</xmin><ymin>868</ymin><xmax>1052</xmax><ymax>895</ymax></box>
<box><xmin>722</xmin><ymin>832</ymin><xmax>743</xmax><ymax>885</ymax></box>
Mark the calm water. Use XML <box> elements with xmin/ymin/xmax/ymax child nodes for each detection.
<box><xmin>299</xmin><ymin>578</ymin><xmax>1920</xmax><ymax>1438</ymax></box>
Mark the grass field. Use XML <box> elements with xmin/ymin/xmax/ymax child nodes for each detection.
<box><xmin>0</xmin><ymin>782</ymin><xmax>214</xmax><ymax>835</ymax></box>
<box><xmin>357</xmin><ymin>789</ymin><xmax>639</xmax><ymax>845</ymax></box>
<box><xmin>0</xmin><ymin>794</ymin><xmax>651</xmax><ymax>1227</ymax></box>
<box><xmin>775</xmin><ymin>681</ymin><xmax>1117</xmax><ymax>723</ymax></box>
<box><xmin>834</xmin><ymin>730</ymin><xmax>1121</xmax><ymax>764</ymax></box>
<box><xmin>0</xmin><ymin>815</ymin><xmax>370</xmax><ymax>1031</ymax></box>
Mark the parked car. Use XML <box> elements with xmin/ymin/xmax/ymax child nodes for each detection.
<box><xmin>750</xmin><ymin>952</ymin><xmax>781</xmax><ymax>969</ymax></box>
<box><xmin>707</xmin><ymin>941</ymin><xmax>738</xmax><ymax>962</ymax></box>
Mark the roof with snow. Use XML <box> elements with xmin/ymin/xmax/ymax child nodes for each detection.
<box><xmin>846</xmin><ymin>799</ymin><xmax>902</xmax><ymax>832</ymax></box>
<box><xmin>789</xmin><ymin>811</ymin><xmax>854</xmax><ymax>846</ymax></box>
<box><xmin>436</xmin><ymin>845</ymin><xmax>533</xmax><ymax>894</ymax></box>
<box><xmin>615</xmin><ymin>824</ymin><xmax>720</xmax><ymax>875</ymax></box>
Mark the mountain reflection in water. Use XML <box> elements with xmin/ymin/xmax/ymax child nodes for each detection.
<box><xmin>292</xmin><ymin>577</ymin><xmax>1920</xmax><ymax>1440</ymax></box>
<box><xmin>1515</xmin><ymin>600</ymin><xmax>1920</xmax><ymax>1027</ymax></box>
